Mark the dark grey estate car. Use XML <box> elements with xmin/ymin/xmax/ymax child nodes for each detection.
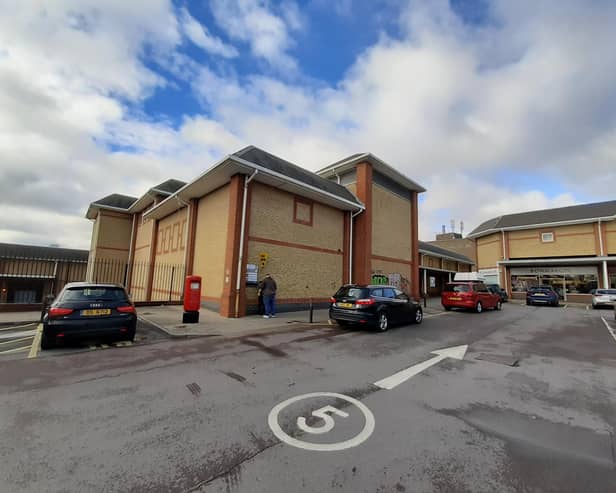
<box><xmin>329</xmin><ymin>284</ymin><xmax>423</xmax><ymax>332</ymax></box>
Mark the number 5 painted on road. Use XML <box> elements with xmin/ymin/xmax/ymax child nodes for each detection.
<box><xmin>297</xmin><ymin>405</ymin><xmax>349</xmax><ymax>434</ymax></box>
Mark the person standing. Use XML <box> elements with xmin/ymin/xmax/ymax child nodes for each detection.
<box><xmin>261</xmin><ymin>273</ymin><xmax>277</xmax><ymax>318</ymax></box>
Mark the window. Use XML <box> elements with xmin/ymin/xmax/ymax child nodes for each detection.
<box><xmin>394</xmin><ymin>289</ymin><xmax>409</xmax><ymax>300</ymax></box>
<box><xmin>541</xmin><ymin>232</ymin><xmax>554</xmax><ymax>243</ymax></box>
<box><xmin>293</xmin><ymin>197</ymin><xmax>313</xmax><ymax>226</ymax></box>
<box><xmin>382</xmin><ymin>288</ymin><xmax>396</xmax><ymax>299</ymax></box>
<box><xmin>371</xmin><ymin>288</ymin><xmax>384</xmax><ymax>297</ymax></box>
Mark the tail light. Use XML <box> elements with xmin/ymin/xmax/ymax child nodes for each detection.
<box><xmin>356</xmin><ymin>298</ymin><xmax>375</xmax><ymax>306</ymax></box>
<box><xmin>48</xmin><ymin>307</ymin><xmax>73</xmax><ymax>318</ymax></box>
<box><xmin>329</xmin><ymin>297</ymin><xmax>336</xmax><ymax>303</ymax></box>
<box><xmin>117</xmin><ymin>305</ymin><xmax>136</xmax><ymax>314</ymax></box>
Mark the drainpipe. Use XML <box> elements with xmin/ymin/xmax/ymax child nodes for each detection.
<box><xmin>235</xmin><ymin>170</ymin><xmax>259</xmax><ymax>317</ymax></box>
<box><xmin>125</xmin><ymin>213</ymin><xmax>137</xmax><ymax>290</ymax></box>
<box><xmin>501</xmin><ymin>229</ymin><xmax>507</xmax><ymax>290</ymax></box>
<box><xmin>175</xmin><ymin>196</ymin><xmax>191</xmax><ymax>273</ymax></box>
<box><xmin>598</xmin><ymin>219</ymin><xmax>608</xmax><ymax>289</ymax></box>
<box><xmin>349</xmin><ymin>208</ymin><xmax>364</xmax><ymax>284</ymax></box>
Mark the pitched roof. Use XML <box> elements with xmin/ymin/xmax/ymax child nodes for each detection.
<box><xmin>233</xmin><ymin>146</ymin><xmax>361</xmax><ymax>206</ymax></box>
<box><xmin>0</xmin><ymin>242</ymin><xmax>88</xmax><ymax>261</ymax></box>
<box><xmin>468</xmin><ymin>200</ymin><xmax>616</xmax><ymax>238</ymax></box>
<box><xmin>418</xmin><ymin>241</ymin><xmax>473</xmax><ymax>264</ymax></box>
<box><xmin>150</xmin><ymin>179</ymin><xmax>186</xmax><ymax>195</ymax></box>
<box><xmin>91</xmin><ymin>194</ymin><xmax>137</xmax><ymax>210</ymax></box>
<box><xmin>317</xmin><ymin>152</ymin><xmax>426</xmax><ymax>193</ymax></box>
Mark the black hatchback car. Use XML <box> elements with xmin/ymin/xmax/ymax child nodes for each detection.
<box><xmin>329</xmin><ymin>284</ymin><xmax>423</xmax><ymax>331</ymax></box>
<box><xmin>41</xmin><ymin>283</ymin><xmax>137</xmax><ymax>349</ymax></box>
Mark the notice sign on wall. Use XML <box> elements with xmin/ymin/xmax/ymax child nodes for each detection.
<box><xmin>246</xmin><ymin>264</ymin><xmax>258</xmax><ymax>285</ymax></box>
<box><xmin>429</xmin><ymin>276</ymin><xmax>436</xmax><ymax>288</ymax></box>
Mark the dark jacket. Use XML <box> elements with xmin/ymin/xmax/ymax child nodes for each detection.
<box><xmin>261</xmin><ymin>277</ymin><xmax>277</xmax><ymax>296</ymax></box>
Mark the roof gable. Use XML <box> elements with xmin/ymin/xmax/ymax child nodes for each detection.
<box><xmin>418</xmin><ymin>241</ymin><xmax>473</xmax><ymax>264</ymax></box>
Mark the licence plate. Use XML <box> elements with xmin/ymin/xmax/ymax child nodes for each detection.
<box><xmin>81</xmin><ymin>309</ymin><xmax>111</xmax><ymax>316</ymax></box>
<box><xmin>337</xmin><ymin>302</ymin><xmax>353</xmax><ymax>308</ymax></box>
<box><xmin>449</xmin><ymin>297</ymin><xmax>461</xmax><ymax>301</ymax></box>
<box><xmin>534</xmin><ymin>293</ymin><xmax>545</xmax><ymax>297</ymax></box>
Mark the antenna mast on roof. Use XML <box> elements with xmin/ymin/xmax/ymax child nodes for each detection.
<box><xmin>460</xmin><ymin>220</ymin><xmax>464</xmax><ymax>236</ymax></box>
<box><xmin>450</xmin><ymin>219</ymin><xmax>455</xmax><ymax>233</ymax></box>
<box><xmin>441</xmin><ymin>224</ymin><xmax>446</xmax><ymax>234</ymax></box>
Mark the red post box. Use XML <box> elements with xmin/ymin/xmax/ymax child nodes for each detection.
<box><xmin>183</xmin><ymin>275</ymin><xmax>201</xmax><ymax>323</ymax></box>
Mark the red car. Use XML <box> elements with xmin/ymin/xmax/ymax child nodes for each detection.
<box><xmin>441</xmin><ymin>281</ymin><xmax>502</xmax><ymax>313</ymax></box>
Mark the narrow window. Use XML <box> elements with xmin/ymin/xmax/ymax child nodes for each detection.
<box><xmin>293</xmin><ymin>197</ymin><xmax>313</xmax><ymax>226</ymax></box>
<box><xmin>541</xmin><ymin>232</ymin><xmax>554</xmax><ymax>243</ymax></box>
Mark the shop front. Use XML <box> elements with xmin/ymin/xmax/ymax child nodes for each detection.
<box><xmin>508</xmin><ymin>265</ymin><xmax>599</xmax><ymax>302</ymax></box>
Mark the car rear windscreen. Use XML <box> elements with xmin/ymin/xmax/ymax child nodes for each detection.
<box><xmin>335</xmin><ymin>287</ymin><xmax>370</xmax><ymax>299</ymax></box>
<box><xmin>596</xmin><ymin>289</ymin><xmax>616</xmax><ymax>295</ymax></box>
<box><xmin>444</xmin><ymin>284</ymin><xmax>470</xmax><ymax>293</ymax></box>
<box><xmin>529</xmin><ymin>287</ymin><xmax>553</xmax><ymax>293</ymax></box>
<box><xmin>60</xmin><ymin>287</ymin><xmax>128</xmax><ymax>302</ymax></box>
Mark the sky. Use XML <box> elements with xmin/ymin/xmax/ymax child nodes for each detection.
<box><xmin>1</xmin><ymin>0</ymin><xmax>615</xmax><ymax>249</ymax></box>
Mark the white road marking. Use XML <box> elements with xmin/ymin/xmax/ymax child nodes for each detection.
<box><xmin>424</xmin><ymin>312</ymin><xmax>451</xmax><ymax>319</ymax></box>
<box><xmin>601</xmin><ymin>317</ymin><xmax>616</xmax><ymax>343</ymax></box>
<box><xmin>268</xmin><ymin>392</ymin><xmax>375</xmax><ymax>451</ymax></box>
<box><xmin>373</xmin><ymin>345</ymin><xmax>468</xmax><ymax>390</ymax></box>
<box><xmin>0</xmin><ymin>322</ymin><xmax>36</xmax><ymax>331</ymax></box>
<box><xmin>0</xmin><ymin>336</ymin><xmax>34</xmax><ymax>346</ymax></box>
<box><xmin>28</xmin><ymin>325</ymin><xmax>42</xmax><ymax>359</ymax></box>
<box><xmin>0</xmin><ymin>345</ymin><xmax>31</xmax><ymax>354</ymax></box>
<box><xmin>0</xmin><ymin>329</ymin><xmax>37</xmax><ymax>340</ymax></box>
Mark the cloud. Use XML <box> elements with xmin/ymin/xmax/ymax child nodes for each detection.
<box><xmin>178</xmin><ymin>7</ymin><xmax>238</xmax><ymax>58</ymax></box>
<box><xmin>209</xmin><ymin>0</ymin><xmax>302</xmax><ymax>71</ymax></box>
<box><xmin>2</xmin><ymin>0</ymin><xmax>616</xmax><ymax>251</ymax></box>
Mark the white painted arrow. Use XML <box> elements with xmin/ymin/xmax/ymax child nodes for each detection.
<box><xmin>373</xmin><ymin>345</ymin><xmax>468</xmax><ymax>390</ymax></box>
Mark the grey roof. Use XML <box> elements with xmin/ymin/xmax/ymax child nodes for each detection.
<box><xmin>419</xmin><ymin>241</ymin><xmax>473</xmax><ymax>264</ymax></box>
<box><xmin>469</xmin><ymin>200</ymin><xmax>616</xmax><ymax>237</ymax></box>
<box><xmin>151</xmin><ymin>179</ymin><xmax>186</xmax><ymax>195</ymax></box>
<box><xmin>0</xmin><ymin>242</ymin><xmax>88</xmax><ymax>261</ymax></box>
<box><xmin>233</xmin><ymin>146</ymin><xmax>362</xmax><ymax>206</ymax></box>
<box><xmin>91</xmin><ymin>193</ymin><xmax>137</xmax><ymax>210</ymax></box>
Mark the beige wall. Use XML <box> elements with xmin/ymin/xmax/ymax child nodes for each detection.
<box><xmin>249</xmin><ymin>182</ymin><xmax>344</xmax><ymax>252</ymax></box>
<box><xmin>476</xmin><ymin>233</ymin><xmax>502</xmax><ymax>269</ymax></box>
<box><xmin>371</xmin><ymin>184</ymin><xmax>411</xmax><ymax>261</ymax></box>
<box><xmin>151</xmin><ymin>208</ymin><xmax>187</xmax><ymax>302</ymax></box>
<box><xmin>92</xmin><ymin>211</ymin><xmax>132</xmax><ymax>261</ymax></box>
<box><xmin>129</xmin><ymin>214</ymin><xmax>154</xmax><ymax>301</ymax></box>
<box><xmin>247</xmin><ymin>182</ymin><xmax>345</xmax><ymax>304</ymax></box>
<box><xmin>421</xmin><ymin>254</ymin><xmax>441</xmax><ymax>269</ymax></box>
<box><xmin>425</xmin><ymin>238</ymin><xmax>476</xmax><ymax>265</ymax></box>
<box><xmin>508</xmin><ymin>223</ymin><xmax>596</xmax><ymax>258</ymax></box>
<box><xmin>193</xmin><ymin>185</ymin><xmax>230</xmax><ymax>301</ymax></box>
<box><xmin>604</xmin><ymin>219</ymin><xmax>616</xmax><ymax>254</ymax></box>
<box><xmin>246</xmin><ymin>240</ymin><xmax>343</xmax><ymax>303</ymax></box>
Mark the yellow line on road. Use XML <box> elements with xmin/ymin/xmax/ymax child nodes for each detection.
<box><xmin>1</xmin><ymin>345</ymin><xmax>31</xmax><ymax>354</ymax></box>
<box><xmin>0</xmin><ymin>336</ymin><xmax>34</xmax><ymax>346</ymax></box>
<box><xmin>28</xmin><ymin>324</ymin><xmax>43</xmax><ymax>359</ymax></box>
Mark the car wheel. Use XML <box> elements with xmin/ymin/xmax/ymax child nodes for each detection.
<box><xmin>495</xmin><ymin>300</ymin><xmax>502</xmax><ymax>311</ymax></box>
<box><xmin>413</xmin><ymin>308</ymin><xmax>423</xmax><ymax>324</ymax></box>
<box><xmin>475</xmin><ymin>302</ymin><xmax>483</xmax><ymax>313</ymax></box>
<box><xmin>444</xmin><ymin>306</ymin><xmax>452</xmax><ymax>311</ymax></box>
<box><xmin>40</xmin><ymin>331</ymin><xmax>54</xmax><ymax>350</ymax></box>
<box><xmin>526</xmin><ymin>301</ymin><xmax>531</xmax><ymax>306</ymax></box>
<box><xmin>377</xmin><ymin>312</ymin><xmax>389</xmax><ymax>332</ymax></box>
<box><xmin>125</xmin><ymin>328</ymin><xmax>136</xmax><ymax>342</ymax></box>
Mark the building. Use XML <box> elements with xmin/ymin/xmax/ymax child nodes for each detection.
<box><xmin>418</xmin><ymin>241</ymin><xmax>474</xmax><ymax>296</ymax></box>
<box><xmin>469</xmin><ymin>200</ymin><xmax>616</xmax><ymax>302</ymax></box>
<box><xmin>426</xmin><ymin>232</ymin><xmax>477</xmax><ymax>266</ymax></box>
<box><xmin>86</xmin><ymin>146</ymin><xmax>475</xmax><ymax>317</ymax></box>
<box><xmin>0</xmin><ymin>243</ymin><xmax>88</xmax><ymax>310</ymax></box>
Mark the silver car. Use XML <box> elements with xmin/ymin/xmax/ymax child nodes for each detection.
<box><xmin>591</xmin><ymin>289</ymin><xmax>616</xmax><ymax>308</ymax></box>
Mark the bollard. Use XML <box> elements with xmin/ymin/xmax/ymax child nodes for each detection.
<box><xmin>309</xmin><ymin>299</ymin><xmax>314</xmax><ymax>323</ymax></box>
<box><xmin>423</xmin><ymin>295</ymin><xmax>427</xmax><ymax>308</ymax></box>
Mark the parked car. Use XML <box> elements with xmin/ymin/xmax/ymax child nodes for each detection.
<box><xmin>526</xmin><ymin>286</ymin><xmax>559</xmax><ymax>306</ymax></box>
<box><xmin>487</xmin><ymin>284</ymin><xmax>508</xmax><ymax>302</ymax></box>
<box><xmin>41</xmin><ymin>282</ymin><xmax>137</xmax><ymax>349</ymax></box>
<box><xmin>329</xmin><ymin>284</ymin><xmax>423</xmax><ymax>332</ymax></box>
<box><xmin>591</xmin><ymin>288</ymin><xmax>616</xmax><ymax>309</ymax></box>
<box><xmin>441</xmin><ymin>281</ymin><xmax>502</xmax><ymax>313</ymax></box>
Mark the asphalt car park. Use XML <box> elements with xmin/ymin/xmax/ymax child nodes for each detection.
<box><xmin>0</xmin><ymin>317</ymin><xmax>170</xmax><ymax>361</ymax></box>
<box><xmin>0</xmin><ymin>302</ymin><xmax>615</xmax><ymax>492</ymax></box>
